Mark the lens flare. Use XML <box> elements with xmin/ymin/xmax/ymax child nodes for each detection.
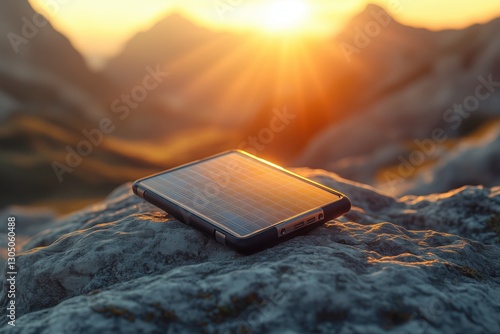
<box><xmin>261</xmin><ymin>0</ymin><xmax>311</xmax><ymax>32</ymax></box>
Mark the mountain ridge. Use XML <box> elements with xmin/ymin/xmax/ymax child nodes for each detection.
<box><xmin>0</xmin><ymin>0</ymin><xmax>112</xmax><ymax>99</ymax></box>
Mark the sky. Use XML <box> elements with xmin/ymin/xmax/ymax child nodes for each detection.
<box><xmin>29</xmin><ymin>0</ymin><xmax>500</xmax><ymax>69</ymax></box>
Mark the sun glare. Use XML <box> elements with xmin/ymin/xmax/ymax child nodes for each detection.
<box><xmin>261</xmin><ymin>0</ymin><xmax>311</xmax><ymax>32</ymax></box>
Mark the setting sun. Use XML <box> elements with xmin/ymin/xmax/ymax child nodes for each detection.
<box><xmin>261</xmin><ymin>0</ymin><xmax>311</xmax><ymax>32</ymax></box>
<box><xmin>28</xmin><ymin>0</ymin><xmax>500</xmax><ymax>67</ymax></box>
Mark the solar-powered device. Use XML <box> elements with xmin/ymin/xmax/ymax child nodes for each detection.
<box><xmin>133</xmin><ymin>150</ymin><xmax>351</xmax><ymax>253</ymax></box>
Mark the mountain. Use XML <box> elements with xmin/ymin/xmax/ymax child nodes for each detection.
<box><xmin>0</xmin><ymin>0</ymin><xmax>112</xmax><ymax>99</ymax></box>
<box><xmin>3</xmin><ymin>2</ymin><xmax>500</xmax><ymax>211</ymax></box>
<box><xmin>295</xmin><ymin>5</ymin><xmax>500</xmax><ymax>194</ymax></box>
<box><xmin>0</xmin><ymin>0</ymin><xmax>115</xmax><ymax>130</ymax></box>
<box><xmin>334</xmin><ymin>4</ymin><xmax>437</xmax><ymax>107</ymax></box>
<box><xmin>0</xmin><ymin>2</ymin><xmax>236</xmax><ymax>211</ymax></box>
<box><xmin>0</xmin><ymin>1</ymin><xmax>188</xmax><ymax>139</ymax></box>
<box><xmin>105</xmin><ymin>13</ymin><xmax>220</xmax><ymax>86</ymax></box>
<box><xmin>104</xmin><ymin>12</ymin><xmax>372</xmax><ymax>162</ymax></box>
<box><xmin>105</xmin><ymin>13</ymin><xmax>245</xmax><ymax>123</ymax></box>
<box><xmin>104</xmin><ymin>6</ymin><xmax>497</xmax><ymax>165</ymax></box>
<box><xmin>0</xmin><ymin>1</ymin><xmax>115</xmax><ymax>209</ymax></box>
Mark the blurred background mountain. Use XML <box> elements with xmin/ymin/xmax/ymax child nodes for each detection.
<box><xmin>1</xmin><ymin>0</ymin><xmax>499</xmax><ymax>213</ymax></box>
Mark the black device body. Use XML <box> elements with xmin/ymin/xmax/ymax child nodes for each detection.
<box><xmin>133</xmin><ymin>150</ymin><xmax>351</xmax><ymax>253</ymax></box>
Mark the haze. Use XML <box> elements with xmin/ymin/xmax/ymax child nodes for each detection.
<box><xmin>29</xmin><ymin>0</ymin><xmax>500</xmax><ymax>69</ymax></box>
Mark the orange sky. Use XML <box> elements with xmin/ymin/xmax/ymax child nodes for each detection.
<box><xmin>29</xmin><ymin>0</ymin><xmax>500</xmax><ymax>69</ymax></box>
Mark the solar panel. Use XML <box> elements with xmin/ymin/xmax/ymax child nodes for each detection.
<box><xmin>140</xmin><ymin>152</ymin><xmax>341</xmax><ymax>237</ymax></box>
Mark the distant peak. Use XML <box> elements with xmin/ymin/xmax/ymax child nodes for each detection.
<box><xmin>153</xmin><ymin>11</ymin><xmax>207</xmax><ymax>32</ymax></box>
<box><xmin>164</xmin><ymin>12</ymin><xmax>189</xmax><ymax>21</ymax></box>
<box><xmin>339</xmin><ymin>2</ymin><xmax>399</xmax><ymax>32</ymax></box>
<box><xmin>363</xmin><ymin>3</ymin><xmax>387</xmax><ymax>13</ymax></box>
<box><xmin>161</xmin><ymin>12</ymin><xmax>196</xmax><ymax>25</ymax></box>
<box><xmin>353</xmin><ymin>3</ymin><xmax>393</xmax><ymax>22</ymax></box>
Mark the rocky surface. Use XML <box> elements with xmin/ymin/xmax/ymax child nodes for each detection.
<box><xmin>399</xmin><ymin>123</ymin><xmax>500</xmax><ymax>196</ymax></box>
<box><xmin>0</xmin><ymin>206</ymin><xmax>57</xmax><ymax>262</ymax></box>
<box><xmin>2</xmin><ymin>169</ymin><xmax>499</xmax><ymax>333</ymax></box>
<box><xmin>324</xmin><ymin>122</ymin><xmax>500</xmax><ymax>197</ymax></box>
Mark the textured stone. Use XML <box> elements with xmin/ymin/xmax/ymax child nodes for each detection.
<box><xmin>1</xmin><ymin>169</ymin><xmax>499</xmax><ymax>333</ymax></box>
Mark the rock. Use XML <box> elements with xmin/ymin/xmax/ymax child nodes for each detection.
<box><xmin>0</xmin><ymin>206</ymin><xmax>57</xmax><ymax>262</ymax></box>
<box><xmin>1</xmin><ymin>169</ymin><xmax>499</xmax><ymax>333</ymax></box>
<box><xmin>399</xmin><ymin>123</ymin><xmax>500</xmax><ymax>196</ymax></box>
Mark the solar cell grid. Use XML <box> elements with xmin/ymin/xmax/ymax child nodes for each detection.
<box><xmin>141</xmin><ymin>152</ymin><xmax>340</xmax><ymax>237</ymax></box>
